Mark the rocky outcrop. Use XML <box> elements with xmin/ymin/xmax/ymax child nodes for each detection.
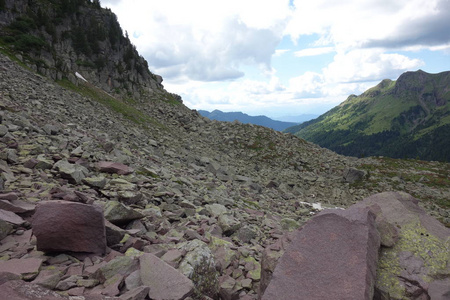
<box><xmin>0</xmin><ymin>0</ymin><xmax>167</xmax><ymax>101</ymax></box>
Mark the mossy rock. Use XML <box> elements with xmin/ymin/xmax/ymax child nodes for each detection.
<box><xmin>376</xmin><ymin>222</ymin><xmax>449</xmax><ymax>299</ymax></box>
<box><xmin>353</xmin><ymin>192</ymin><xmax>450</xmax><ymax>299</ymax></box>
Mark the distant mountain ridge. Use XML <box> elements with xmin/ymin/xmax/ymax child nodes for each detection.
<box><xmin>198</xmin><ymin>109</ymin><xmax>301</xmax><ymax>131</ymax></box>
<box><xmin>275</xmin><ymin>114</ymin><xmax>319</xmax><ymax>123</ymax></box>
<box><xmin>285</xmin><ymin>70</ymin><xmax>450</xmax><ymax>161</ymax></box>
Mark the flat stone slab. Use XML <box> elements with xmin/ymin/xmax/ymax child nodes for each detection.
<box><xmin>140</xmin><ymin>252</ymin><xmax>194</xmax><ymax>300</ymax></box>
<box><xmin>0</xmin><ymin>192</ymin><xmax>18</xmax><ymax>201</ymax></box>
<box><xmin>262</xmin><ymin>206</ymin><xmax>380</xmax><ymax>300</ymax></box>
<box><xmin>0</xmin><ymin>258</ymin><xmax>43</xmax><ymax>277</ymax></box>
<box><xmin>32</xmin><ymin>201</ymin><xmax>106</xmax><ymax>254</ymax></box>
<box><xmin>0</xmin><ymin>280</ymin><xmax>70</xmax><ymax>300</ymax></box>
<box><xmin>0</xmin><ymin>199</ymin><xmax>35</xmax><ymax>213</ymax></box>
<box><xmin>0</xmin><ymin>208</ymin><xmax>25</xmax><ymax>225</ymax></box>
<box><xmin>96</xmin><ymin>161</ymin><xmax>133</xmax><ymax>175</ymax></box>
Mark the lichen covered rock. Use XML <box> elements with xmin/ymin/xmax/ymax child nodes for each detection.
<box><xmin>353</xmin><ymin>192</ymin><xmax>450</xmax><ymax>300</ymax></box>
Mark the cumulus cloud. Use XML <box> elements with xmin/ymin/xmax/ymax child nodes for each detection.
<box><xmin>289</xmin><ymin>72</ymin><xmax>325</xmax><ymax>98</ymax></box>
<box><xmin>286</xmin><ymin>0</ymin><xmax>450</xmax><ymax>50</ymax></box>
<box><xmin>101</xmin><ymin>0</ymin><xmax>449</xmax><ymax>117</ymax></box>
<box><xmin>101</xmin><ymin>0</ymin><xmax>290</xmax><ymax>82</ymax></box>
<box><xmin>323</xmin><ymin>49</ymin><xmax>425</xmax><ymax>84</ymax></box>
<box><xmin>363</xmin><ymin>0</ymin><xmax>450</xmax><ymax>49</ymax></box>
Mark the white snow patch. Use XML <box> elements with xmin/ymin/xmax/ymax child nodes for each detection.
<box><xmin>299</xmin><ymin>201</ymin><xmax>344</xmax><ymax>214</ymax></box>
<box><xmin>312</xmin><ymin>203</ymin><xmax>323</xmax><ymax>210</ymax></box>
<box><xmin>75</xmin><ymin>72</ymin><xmax>88</xmax><ymax>82</ymax></box>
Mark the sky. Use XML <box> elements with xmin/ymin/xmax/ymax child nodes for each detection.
<box><xmin>101</xmin><ymin>0</ymin><xmax>450</xmax><ymax>120</ymax></box>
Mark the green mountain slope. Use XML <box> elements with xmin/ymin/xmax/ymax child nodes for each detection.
<box><xmin>286</xmin><ymin>70</ymin><xmax>450</xmax><ymax>161</ymax></box>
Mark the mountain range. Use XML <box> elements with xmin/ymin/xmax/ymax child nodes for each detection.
<box><xmin>198</xmin><ymin>110</ymin><xmax>304</xmax><ymax>131</ymax></box>
<box><xmin>285</xmin><ymin>70</ymin><xmax>450</xmax><ymax>161</ymax></box>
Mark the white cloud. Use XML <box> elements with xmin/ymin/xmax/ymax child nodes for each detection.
<box><xmin>323</xmin><ymin>49</ymin><xmax>425</xmax><ymax>84</ymax></box>
<box><xmin>289</xmin><ymin>72</ymin><xmax>325</xmax><ymax>98</ymax></box>
<box><xmin>294</xmin><ymin>47</ymin><xmax>334</xmax><ymax>57</ymax></box>
<box><xmin>286</xmin><ymin>0</ymin><xmax>450</xmax><ymax>50</ymax></box>
<box><xmin>102</xmin><ymin>0</ymin><xmax>290</xmax><ymax>82</ymax></box>
<box><xmin>274</xmin><ymin>49</ymin><xmax>290</xmax><ymax>57</ymax></box>
<box><xmin>100</xmin><ymin>0</ymin><xmax>450</xmax><ymax>117</ymax></box>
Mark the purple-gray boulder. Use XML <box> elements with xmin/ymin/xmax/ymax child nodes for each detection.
<box><xmin>96</xmin><ymin>161</ymin><xmax>133</xmax><ymax>175</ymax></box>
<box><xmin>32</xmin><ymin>201</ymin><xmax>106</xmax><ymax>255</ymax></box>
<box><xmin>262</xmin><ymin>206</ymin><xmax>380</xmax><ymax>300</ymax></box>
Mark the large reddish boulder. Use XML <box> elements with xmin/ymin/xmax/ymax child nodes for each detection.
<box><xmin>32</xmin><ymin>201</ymin><xmax>106</xmax><ymax>255</ymax></box>
<box><xmin>262</xmin><ymin>206</ymin><xmax>380</xmax><ymax>300</ymax></box>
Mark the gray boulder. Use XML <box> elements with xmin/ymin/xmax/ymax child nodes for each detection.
<box><xmin>104</xmin><ymin>201</ymin><xmax>144</xmax><ymax>225</ymax></box>
<box><xmin>53</xmin><ymin>159</ymin><xmax>89</xmax><ymax>184</ymax></box>
<box><xmin>0</xmin><ymin>219</ymin><xmax>13</xmax><ymax>240</ymax></box>
<box><xmin>343</xmin><ymin>167</ymin><xmax>367</xmax><ymax>183</ymax></box>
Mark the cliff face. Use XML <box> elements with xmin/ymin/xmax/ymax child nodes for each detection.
<box><xmin>0</xmin><ymin>0</ymin><xmax>168</xmax><ymax>101</ymax></box>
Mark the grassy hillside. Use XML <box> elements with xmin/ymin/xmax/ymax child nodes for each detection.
<box><xmin>287</xmin><ymin>70</ymin><xmax>450</xmax><ymax>161</ymax></box>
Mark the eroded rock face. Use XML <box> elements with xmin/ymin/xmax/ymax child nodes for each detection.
<box><xmin>262</xmin><ymin>206</ymin><xmax>380</xmax><ymax>300</ymax></box>
<box><xmin>32</xmin><ymin>201</ymin><xmax>106</xmax><ymax>255</ymax></box>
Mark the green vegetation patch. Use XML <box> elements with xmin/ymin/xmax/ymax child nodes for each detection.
<box><xmin>56</xmin><ymin>79</ymin><xmax>161</xmax><ymax>128</ymax></box>
<box><xmin>358</xmin><ymin>157</ymin><xmax>450</xmax><ymax>209</ymax></box>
